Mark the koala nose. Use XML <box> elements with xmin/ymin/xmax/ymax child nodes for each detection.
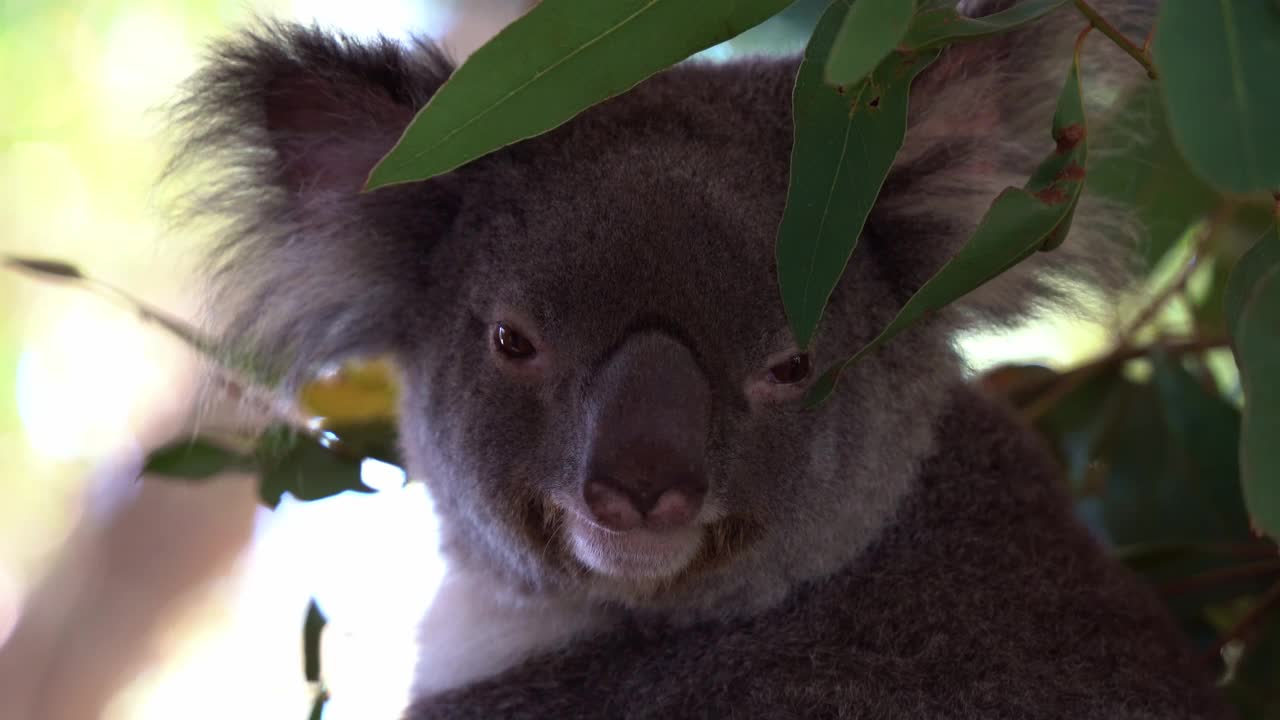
<box><xmin>584</xmin><ymin>467</ymin><xmax>707</xmax><ymax>532</ymax></box>
<box><xmin>582</xmin><ymin>331</ymin><xmax>711</xmax><ymax>533</ymax></box>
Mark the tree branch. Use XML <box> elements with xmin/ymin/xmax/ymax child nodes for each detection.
<box><xmin>1020</xmin><ymin>334</ymin><xmax>1231</xmax><ymax>421</ymax></box>
<box><xmin>1071</xmin><ymin>0</ymin><xmax>1159</xmax><ymax>79</ymax></box>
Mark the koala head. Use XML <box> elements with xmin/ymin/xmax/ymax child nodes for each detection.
<box><xmin>171</xmin><ymin>8</ymin><xmax>1133</xmax><ymax>619</ymax></box>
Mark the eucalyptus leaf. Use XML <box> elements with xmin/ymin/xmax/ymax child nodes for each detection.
<box><xmin>777</xmin><ymin>0</ymin><xmax>939</xmax><ymax>350</ymax></box>
<box><xmin>255</xmin><ymin>426</ymin><xmax>379</xmax><ymax>509</ymax></box>
<box><xmin>1154</xmin><ymin>1</ymin><xmax>1280</xmax><ymax>194</ymax></box>
<box><xmin>366</xmin><ymin>0</ymin><xmax>793</xmax><ymax>189</ymax></box>
<box><xmin>304</xmin><ymin>598</ymin><xmax>327</xmax><ymax>684</ymax></box>
<box><xmin>807</xmin><ymin>42</ymin><xmax>1088</xmax><ymax>404</ymax></box>
<box><xmin>3</xmin><ymin>255</ymin><xmax>84</xmax><ymax>280</ymax></box>
<box><xmin>1027</xmin><ymin>361</ymin><xmax>1260</xmax><ymax>643</ymax></box>
<box><xmin>1226</xmin><ymin>226</ymin><xmax>1280</xmax><ymax>340</ymax></box>
<box><xmin>1232</xmin><ymin>253</ymin><xmax>1280</xmax><ymax>539</ymax></box>
<box><xmin>901</xmin><ymin>0</ymin><xmax>1066</xmax><ymax>50</ymax></box>
<box><xmin>1145</xmin><ymin>353</ymin><xmax>1250</xmax><ymax>542</ymax></box>
<box><xmin>143</xmin><ymin>439</ymin><xmax>251</xmax><ymax>480</ymax></box>
<box><xmin>823</xmin><ymin>0</ymin><xmax>914</xmax><ymax>86</ymax></box>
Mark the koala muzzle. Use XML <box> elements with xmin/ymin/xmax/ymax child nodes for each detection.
<box><xmin>583</xmin><ymin>332</ymin><xmax>710</xmax><ymax>534</ymax></box>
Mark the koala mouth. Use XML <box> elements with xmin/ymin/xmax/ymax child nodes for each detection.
<box><xmin>564</xmin><ymin>511</ymin><xmax>704</xmax><ymax>581</ymax></box>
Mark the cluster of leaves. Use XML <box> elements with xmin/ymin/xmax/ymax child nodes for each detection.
<box><xmin>7</xmin><ymin>0</ymin><xmax>1280</xmax><ymax>716</ymax></box>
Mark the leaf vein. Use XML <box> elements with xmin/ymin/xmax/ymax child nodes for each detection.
<box><xmin>404</xmin><ymin>0</ymin><xmax>664</xmax><ymax>165</ymax></box>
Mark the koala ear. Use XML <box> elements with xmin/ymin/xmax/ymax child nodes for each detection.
<box><xmin>865</xmin><ymin>0</ymin><xmax>1151</xmax><ymax>328</ymax></box>
<box><xmin>181</xmin><ymin>23</ymin><xmax>451</xmax><ymax>195</ymax></box>
<box><xmin>167</xmin><ymin>24</ymin><xmax>459</xmax><ymax>384</ymax></box>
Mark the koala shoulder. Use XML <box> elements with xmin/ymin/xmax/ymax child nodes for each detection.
<box><xmin>406</xmin><ymin>387</ymin><xmax>1229</xmax><ymax>720</ymax></box>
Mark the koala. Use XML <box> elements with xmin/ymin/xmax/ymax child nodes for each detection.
<box><xmin>169</xmin><ymin>0</ymin><xmax>1233</xmax><ymax>717</ymax></box>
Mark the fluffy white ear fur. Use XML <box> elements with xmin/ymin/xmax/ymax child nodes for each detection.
<box><xmin>410</xmin><ymin>565</ymin><xmax>613</xmax><ymax>699</ymax></box>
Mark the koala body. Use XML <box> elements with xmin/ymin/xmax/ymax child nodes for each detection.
<box><xmin>169</xmin><ymin>0</ymin><xmax>1231</xmax><ymax>717</ymax></box>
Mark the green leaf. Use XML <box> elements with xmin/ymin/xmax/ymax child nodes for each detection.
<box><xmin>777</xmin><ymin>0</ymin><xmax>939</xmax><ymax>349</ymax></box>
<box><xmin>1226</xmin><ymin>226</ymin><xmax>1280</xmax><ymax>340</ymax></box>
<box><xmin>255</xmin><ymin>425</ymin><xmax>385</xmax><ymax>509</ymax></box>
<box><xmin>1143</xmin><ymin>353</ymin><xmax>1250</xmax><ymax>541</ymax></box>
<box><xmin>823</xmin><ymin>0</ymin><xmax>914</xmax><ymax>87</ymax></box>
<box><xmin>366</xmin><ymin>0</ymin><xmax>793</xmax><ymax>189</ymax></box>
<box><xmin>143</xmin><ymin>439</ymin><xmax>251</xmax><ymax>480</ymax></box>
<box><xmin>1053</xmin><ymin>359</ymin><xmax>1249</xmax><ymax>549</ymax></box>
<box><xmin>1232</xmin><ymin>246</ymin><xmax>1280</xmax><ymax>538</ymax></box>
<box><xmin>3</xmin><ymin>255</ymin><xmax>84</xmax><ymax>280</ymax></box>
<box><xmin>304</xmin><ymin>599</ymin><xmax>327</xmax><ymax>684</ymax></box>
<box><xmin>901</xmin><ymin>0</ymin><xmax>1066</xmax><ymax>50</ymax></box>
<box><xmin>1154</xmin><ymin>1</ymin><xmax>1280</xmax><ymax>194</ymax></box>
<box><xmin>807</xmin><ymin>44</ymin><xmax>1088</xmax><ymax>403</ymax></box>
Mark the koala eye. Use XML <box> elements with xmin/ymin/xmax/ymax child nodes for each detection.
<box><xmin>494</xmin><ymin>323</ymin><xmax>537</xmax><ymax>360</ymax></box>
<box><xmin>767</xmin><ymin>353</ymin><xmax>811</xmax><ymax>385</ymax></box>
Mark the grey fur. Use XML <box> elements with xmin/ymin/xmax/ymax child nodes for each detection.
<box><xmin>166</xmin><ymin>0</ymin><xmax>1229</xmax><ymax>717</ymax></box>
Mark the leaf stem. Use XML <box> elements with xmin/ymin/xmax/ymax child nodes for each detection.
<box><xmin>4</xmin><ymin>253</ymin><xmax>307</xmax><ymax>432</ymax></box>
<box><xmin>1071</xmin><ymin>0</ymin><xmax>1159</xmax><ymax>80</ymax></box>
<box><xmin>1156</xmin><ymin>559</ymin><xmax>1280</xmax><ymax>597</ymax></box>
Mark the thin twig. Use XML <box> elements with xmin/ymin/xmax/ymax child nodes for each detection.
<box><xmin>1205</xmin><ymin>578</ymin><xmax>1280</xmax><ymax>664</ymax></box>
<box><xmin>1074</xmin><ymin>23</ymin><xmax>1093</xmax><ymax>54</ymax></box>
<box><xmin>1071</xmin><ymin>0</ymin><xmax>1159</xmax><ymax>79</ymax></box>
<box><xmin>4</xmin><ymin>253</ymin><xmax>308</xmax><ymax>433</ymax></box>
<box><xmin>1157</xmin><ymin>559</ymin><xmax>1280</xmax><ymax>598</ymax></box>
<box><xmin>1021</xmin><ymin>335</ymin><xmax>1231</xmax><ymax>421</ymax></box>
<box><xmin>1119</xmin><ymin>207</ymin><xmax>1226</xmax><ymax>341</ymax></box>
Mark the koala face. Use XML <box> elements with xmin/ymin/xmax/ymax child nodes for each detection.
<box><xmin>393</xmin><ymin>76</ymin><xmax>847</xmax><ymax>601</ymax></box>
<box><xmin>174</xmin><ymin>16</ymin><xmax>1128</xmax><ymax>616</ymax></box>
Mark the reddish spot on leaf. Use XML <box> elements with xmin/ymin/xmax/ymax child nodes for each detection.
<box><xmin>1055</xmin><ymin>162</ymin><xmax>1086</xmax><ymax>182</ymax></box>
<box><xmin>1054</xmin><ymin>123</ymin><xmax>1084</xmax><ymax>154</ymax></box>
<box><xmin>868</xmin><ymin>96</ymin><xmax>881</xmax><ymax>109</ymax></box>
<box><xmin>1040</xmin><ymin>225</ymin><xmax>1067</xmax><ymax>251</ymax></box>
<box><xmin>835</xmin><ymin>85</ymin><xmax>846</xmax><ymax>95</ymax></box>
<box><xmin>1034</xmin><ymin>186</ymin><xmax>1069</xmax><ymax>205</ymax></box>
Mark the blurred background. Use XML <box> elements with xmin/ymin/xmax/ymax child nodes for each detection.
<box><xmin>0</xmin><ymin>1</ymin><xmax>850</xmax><ymax>718</ymax></box>
<box><xmin>1</xmin><ymin>0</ymin><xmax>1271</xmax><ymax>717</ymax></box>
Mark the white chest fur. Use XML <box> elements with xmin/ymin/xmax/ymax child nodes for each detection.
<box><xmin>410</xmin><ymin>565</ymin><xmax>612</xmax><ymax>698</ymax></box>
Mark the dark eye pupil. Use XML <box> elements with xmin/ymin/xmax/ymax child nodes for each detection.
<box><xmin>768</xmin><ymin>354</ymin><xmax>810</xmax><ymax>384</ymax></box>
<box><xmin>495</xmin><ymin>324</ymin><xmax>536</xmax><ymax>359</ymax></box>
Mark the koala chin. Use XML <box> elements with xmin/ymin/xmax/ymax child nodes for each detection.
<box><xmin>170</xmin><ymin>0</ymin><xmax>1234</xmax><ymax>717</ymax></box>
<box><xmin>566</xmin><ymin>515</ymin><xmax>705</xmax><ymax>581</ymax></box>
